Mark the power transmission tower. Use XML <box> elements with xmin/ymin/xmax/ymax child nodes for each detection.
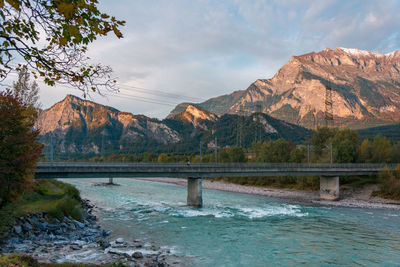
<box><xmin>236</xmin><ymin>107</ymin><xmax>244</xmax><ymax>147</ymax></box>
<box><xmin>324</xmin><ymin>82</ymin><xmax>334</xmax><ymax>127</ymax></box>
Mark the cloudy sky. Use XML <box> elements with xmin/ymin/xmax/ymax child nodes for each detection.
<box><xmin>6</xmin><ymin>0</ymin><xmax>400</xmax><ymax>118</ymax></box>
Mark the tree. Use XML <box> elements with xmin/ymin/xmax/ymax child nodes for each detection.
<box><xmin>157</xmin><ymin>153</ymin><xmax>169</xmax><ymax>163</ymax></box>
<box><xmin>290</xmin><ymin>146</ymin><xmax>305</xmax><ymax>163</ymax></box>
<box><xmin>11</xmin><ymin>66</ymin><xmax>41</xmax><ymax>108</ymax></box>
<box><xmin>391</xmin><ymin>142</ymin><xmax>400</xmax><ymax>163</ymax></box>
<box><xmin>257</xmin><ymin>139</ymin><xmax>295</xmax><ymax>163</ymax></box>
<box><xmin>220</xmin><ymin>146</ymin><xmax>247</xmax><ymax>163</ymax></box>
<box><xmin>371</xmin><ymin>135</ymin><xmax>391</xmax><ymax>163</ymax></box>
<box><xmin>311</xmin><ymin>127</ymin><xmax>337</xmax><ymax>156</ymax></box>
<box><xmin>0</xmin><ymin>91</ymin><xmax>43</xmax><ymax>207</ymax></box>
<box><xmin>331</xmin><ymin>129</ymin><xmax>359</xmax><ymax>163</ymax></box>
<box><xmin>359</xmin><ymin>139</ymin><xmax>372</xmax><ymax>163</ymax></box>
<box><xmin>359</xmin><ymin>136</ymin><xmax>392</xmax><ymax>163</ymax></box>
<box><xmin>0</xmin><ymin>0</ymin><xmax>125</xmax><ymax>94</ymax></box>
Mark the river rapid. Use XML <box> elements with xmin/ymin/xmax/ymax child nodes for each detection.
<box><xmin>61</xmin><ymin>178</ymin><xmax>400</xmax><ymax>267</ymax></box>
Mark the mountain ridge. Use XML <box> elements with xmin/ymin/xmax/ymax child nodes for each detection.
<box><xmin>170</xmin><ymin>47</ymin><xmax>400</xmax><ymax>129</ymax></box>
<box><xmin>35</xmin><ymin>95</ymin><xmax>312</xmax><ymax>158</ymax></box>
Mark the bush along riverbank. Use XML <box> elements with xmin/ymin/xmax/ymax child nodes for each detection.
<box><xmin>0</xmin><ymin>180</ymin><xmax>172</xmax><ymax>266</ymax></box>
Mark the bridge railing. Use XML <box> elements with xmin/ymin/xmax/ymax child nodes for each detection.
<box><xmin>36</xmin><ymin>162</ymin><xmax>398</xmax><ymax>169</ymax></box>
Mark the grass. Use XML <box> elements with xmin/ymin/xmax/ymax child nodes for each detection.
<box><xmin>0</xmin><ymin>254</ymin><xmax>125</xmax><ymax>267</ymax></box>
<box><xmin>0</xmin><ymin>179</ymin><xmax>83</xmax><ymax>238</ymax></box>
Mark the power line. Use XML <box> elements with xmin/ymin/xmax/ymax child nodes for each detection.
<box><xmin>117</xmin><ymin>84</ymin><xmax>205</xmax><ymax>102</ymax></box>
<box><xmin>105</xmin><ymin>93</ymin><xmax>177</xmax><ymax>107</ymax></box>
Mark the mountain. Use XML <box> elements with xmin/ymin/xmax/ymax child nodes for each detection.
<box><xmin>170</xmin><ymin>47</ymin><xmax>400</xmax><ymax>129</ymax></box>
<box><xmin>35</xmin><ymin>95</ymin><xmax>312</xmax><ymax>158</ymax></box>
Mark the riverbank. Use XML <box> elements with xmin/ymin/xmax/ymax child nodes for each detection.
<box><xmin>0</xmin><ymin>180</ymin><xmax>175</xmax><ymax>266</ymax></box>
<box><xmin>137</xmin><ymin>178</ymin><xmax>400</xmax><ymax>210</ymax></box>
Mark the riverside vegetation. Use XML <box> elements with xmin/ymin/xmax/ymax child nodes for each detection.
<box><xmin>86</xmin><ymin>127</ymin><xmax>400</xmax><ymax>200</ymax></box>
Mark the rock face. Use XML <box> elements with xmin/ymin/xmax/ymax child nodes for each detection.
<box><xmin>167</xmin><ymin>104</ymin><xmax>217</xmax><ymax>130</ymax></box>
<box><xmin>35</xmin><ymin>95</ymin><xmax>181</xmax><ymax>155</ymax></box>
<box><xmin>36</xmin><ymin>95</ymin><xmax>312</xmax><ymax>157</ymax></box>
<box><xmin>170</xmin><ymin>47</ymin><xmax>400</xmax><ymax>129</ymax></box>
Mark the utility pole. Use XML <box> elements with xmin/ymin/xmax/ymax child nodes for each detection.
<box><xmin>307</xmin><ymin>144</ymin><xmax>310</xmax><ymax>164</ymax></box>
<box><xmin>50</xmin><ymin>134</ymin><xmax>54</xmax><ymax>163</ymax></box>
<box><xmin>330</xmin><ymin>143</ymin><xmax>333</xmax><ymax>164</ymax></box>
<box><xmin>200</xmin><ymin>141</ymin><xmax>202</xmax><ymax>163</ymax></box>
<box><xmin>215</xmin><ymin>136</ymin><xmax>218</xmax><ymax>163</ymax></box>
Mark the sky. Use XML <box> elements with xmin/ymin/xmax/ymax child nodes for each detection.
<box><xmin>3</xmin><ymin>0</ymin><xmax>400</xmax><ymax>118</ymax></box>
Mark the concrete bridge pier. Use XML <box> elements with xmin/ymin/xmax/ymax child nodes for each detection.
<box><xmin>108</xmin><ymin>177</ymin><xmax>114</xmax><ymax>184</ymax></box>
<box><xmin>187</xmin><ymin>177</ymin><xmax>202</xmax><ymax>207</ymax></box>
<box><xmin>320</xmin><ymin>176</ymin><xmax>339</xmax><ymax>201</ymax></box>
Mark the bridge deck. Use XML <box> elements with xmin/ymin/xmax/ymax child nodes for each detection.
<box><xmin>35</xmin><ymin>162</ymin><xmax>396</xmax><ymax>179</ymax></box>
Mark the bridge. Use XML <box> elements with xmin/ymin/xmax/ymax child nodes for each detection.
<box><xmin>35</xmin><ymin>162</ymin><xmax>396</xmax><ymax>207</ymax></box>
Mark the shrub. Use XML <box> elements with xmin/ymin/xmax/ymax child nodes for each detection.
<box><xmin>374</xmin><ymin>166</ymin><xmax>400</xmax><ymax>200</ymax></box>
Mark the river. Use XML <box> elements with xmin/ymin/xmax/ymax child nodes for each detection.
<box><xmin>60</xmin><ymin>178</ymin><xmax>400</xmax><ymax>266</ymax></box>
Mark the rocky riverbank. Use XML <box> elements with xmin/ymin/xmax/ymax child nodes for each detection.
<box><xmin>0</xmin><ymin>199</ymin><xmax>173</xmax><ymax>266</ymax></box>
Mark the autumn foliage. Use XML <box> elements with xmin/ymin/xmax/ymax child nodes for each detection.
<box><xmin>0</xmin><ymin>91</ymin><xmax>43</xmax><ymax>207</ymax></box>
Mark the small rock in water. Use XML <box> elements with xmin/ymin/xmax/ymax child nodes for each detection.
<box><xmin>115</xmin><ymin>237</ymin><xmax>125</xmax><ymax>244</ymax></box>
<box><xmin>102</xmin><ymin>230</ymin><xmax>111</xmax><ymax>237</ymax></box>
<box><xmin>132</xmin><ymin>251</ymin><xmax>144</xmax><ymax>259</ymax></box>
<box><xmin>98</xmin><ymin>239</ymin><xmax>110</xmax><ymax>248</ymax></box>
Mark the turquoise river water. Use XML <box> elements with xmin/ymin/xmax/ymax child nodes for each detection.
<box><xmin>60</xmin><ymin>178</ymin><xmax>400</xmax><ymax>266</ymax></box>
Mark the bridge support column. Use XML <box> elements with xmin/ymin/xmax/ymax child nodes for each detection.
<box><xmin>187</xmin><ymin>178</ymin><xmax>202</xmax><ymax>207</ymax></box>
<box><xmin>320</xmin><ymin>176</ymin><xmax>339</xmax><ymax>201</ymax></box>
<box><xmin>108</xmin><ymin>177</ymin><xmax>114</xmax><ymax>184</ymax></box>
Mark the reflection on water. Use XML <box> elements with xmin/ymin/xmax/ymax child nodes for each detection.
<box><xmin>61</xmin><ymin>178</ymin><xmax>400</xmax><ymax>266</ymax></box>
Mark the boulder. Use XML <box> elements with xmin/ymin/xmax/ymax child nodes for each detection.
<box><xmin>22</xmin><ymin>222</ymin><xmax>32</xmax><ymax>232</ymax></box>
<box><xmin>98</xmin><ymin>239</ymin><xmax>110</xmax><ymax>249</ymax></box>
<box><xmin>70</xmin><ymin>244</ymin><xmax>81</xmax><ymax>250</ymax></box>
<box><xmin>72</xmin><ymin>220</ymin><xmax>85</xmax><ymax>229</ymax></box>
<box><xmin>115</xmin><ymin>237</ymin><xmax>125</xmax><ymax>244</ymax></box>
<box><xmin>132</xmin><ymin>251</ymin><xmax>144</xmax><ymax>259</ymax></box>
<box><xmin>13</xmin><ymin>226</ymin><xmax>22</xmax><ymax>235</ymax></box>
<box><xmin>102</xmin><ymin>230</ymin><xmax>111</xmax><ymax>237</ymax></box>
<box><xmin>36</xmin><ymin>222</ymin><xmax>47</xmax><ymax>231</ymax></box>
<box><xmin>47</xmin><ymin>224</ymin><xmax>60</xmax><ymax>232</ymax></box>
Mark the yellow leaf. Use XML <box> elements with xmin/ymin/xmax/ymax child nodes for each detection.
<box><xmin>56</xmin><ymin>2</ymin><xmax>75</xmax><ymax>19</ymax></box>
<box><xmin>59</xmin><ymin>37</ymin><xmax>67</xmax><ymax>46</ymax></box>
<box><xmin>112</xmin><ymin>25</ymin><xmax>123</xmax><ymax>38</ymax></box>
<box><xmin>0</xmin><ymin>0</ymin><xmax>4</xmax><ymax>8</ymax></box>
<box><xmin>5</xmin><ymin>0</ymin><xmax>20</xmax><ymax>10</ymax></box>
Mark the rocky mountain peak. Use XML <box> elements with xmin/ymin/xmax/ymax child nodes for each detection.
<box><xmin>168</xmin><ymin>104</ymin><xmax>217</xmax><ymax>129</ymax></box>
<box><xmin>172</xmin><ymin>47</ymin><xmax>400</xmax><ymax>129</ymax></box>
<box><xmin>184</xmin><ymin>104</ymin><xmax>217</xmax><ymax>121</ymax></box>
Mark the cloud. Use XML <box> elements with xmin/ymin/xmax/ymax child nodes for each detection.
<box><xmin>13</xmin><ymin>0</ymin><xmax>400</xmax><ymax>118</ymax></box>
